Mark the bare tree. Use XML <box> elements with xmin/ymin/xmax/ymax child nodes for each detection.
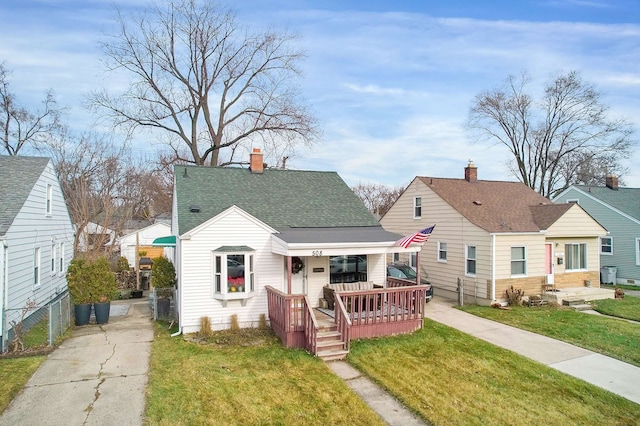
<box><xmin>0</xmin><ymin>63</ymin><xmax>62</xmax><ymax>155</ymax></box>
<box><xmin>90</xmin><ymin>0</ymin><xmax>318</xmax><ymax>167</ymax></box>
<box><xmin>468</xmin><ymin>71</ymin><xmax>634</xmax><ymax>197</ymax></box>
<box><xmin>44</xmin><ymin>131</ymin><xmax>172</xmax><ymax>255</ymax></box>
<box><xmin>352</xmin><ymin>182</ymin><xmax>405</xmax><ymax>218</ymax></box>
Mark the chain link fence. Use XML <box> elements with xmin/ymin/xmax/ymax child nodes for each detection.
<box><xmin>1</xmin><ymin>290</ymin><xmax>71</xmax><ymax>353</ymax></box>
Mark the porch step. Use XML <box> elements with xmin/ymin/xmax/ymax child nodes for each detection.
<box><xmin>316</xmin><ymin>348</ymin><xmax>349</xmax><ymax>362</ymax></box>
<box><xmin>562</xmin><ymin>297</ymin><xmax>586</xmax><ymax>307</ymax></box>
<box><xmin>317</xmin><ymin>330</ymin><xmax>341</xmax><ymax>341</ymax></box>
<box><xmin>569</xmin><ymin>303</ymin><xmax>593</xmax><ymax>312</ymax></box>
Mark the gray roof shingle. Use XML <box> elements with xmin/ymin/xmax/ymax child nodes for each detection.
<box><xmin>573</xmin><ymin>185</ymin><xmax>640</xmax><ymax>220</ymax></box>
<box><xmin>0</xmin><ymin>156</ymin><xmax>50</xmax><ymax>236</ymax></box>
<box><xmin>418</xmin><ymin>177</ymin><xmax>561</xmax><ymax>233</ymax></box>
<box><xmin>175</xmin><ymin>166</ymin><xmax>379</xmax><ymax>235</ymax></box>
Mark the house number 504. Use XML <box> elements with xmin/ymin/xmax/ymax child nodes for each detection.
<box><xmin>312</xmin><ymin>250</ymin><xmax>323</xmax><ymax>257</ymax></box>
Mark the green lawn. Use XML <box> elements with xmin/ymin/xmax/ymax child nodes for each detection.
<box><xmin>591</xmin><ymin>295</ymin><xmax>640</xmax><ymax>322</ymax></box>
<box><xmin>601</xmin><ymin>283</ymin><xmax>640</xmax><ymax>292</ymax></box>
<box><xmin>0</xmin><ymin>356</ymin><xmax>46</xmax><ymax>413</ymax></box>
<box><xmin>348</xmin><ymin>320</ymin><xmax>640</xmax><ymax>426</ymax></box>
<box><xmin>460</xmin><ymin>303</ymin><xmax>640</xmax><ymax>367</ymax></box>
<box><xmin>145</xmin><ymin>323</ymin><xmax>385</xmax><ymax>426</ymax></box>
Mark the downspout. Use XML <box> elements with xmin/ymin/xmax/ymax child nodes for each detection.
<box><xmin>415</xmin><ymin>250</ymin><xmax>420</xmax><ymax>286</ymax></box>
<box><xmin>491</xmin><ymin>233</ymin><xmax>496</xmax><ymax>301</ymax></box>
<box><xmin>171</xmin><ymin>235</ymin><xmax>184</xmax><ymax>338</ymax></box>
<box><xmin>287</xmin><ymin>256</ymin><xmax>292</xmax><ymax>294</ymax></box>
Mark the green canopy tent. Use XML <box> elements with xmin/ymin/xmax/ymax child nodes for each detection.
<box><xmin>152</xmin><ymin>236</ymin><xmax>176</xmax><ymax>247</ymax></box>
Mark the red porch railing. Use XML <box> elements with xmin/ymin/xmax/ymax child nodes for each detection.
<box><xmin>266</xmin><ymin>286</ymin><xmax>306</xmax><ymax>349</ymax></box>
<box><xmin>336</xmin><ymin>285</ymin><xmax>428</xmax><ymax>339</ymax></box>
<box><xmin>267</xmin><ymin>284</ymin><xmax>427</xmax><ymax>354</ymax></box>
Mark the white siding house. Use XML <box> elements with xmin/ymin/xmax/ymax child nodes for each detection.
<box><xmin>118</xmin><ymin>222</ymin><xmax>172</xmax><ymax>269</ymax></box>
<box><xmin>172</xmin><ymin>149</ymin><xmax>417</xmax><ymax>334</ymax></box>
<box><xmin>0</xmin><ymin>156</ymin><xmax>74</xmax><ymax>350</ymax></box>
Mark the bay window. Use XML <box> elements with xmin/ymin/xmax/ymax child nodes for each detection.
<box><xmin>212</xmin><ymin>247</ymin><xmax>255</xmax><ymax>304</ymax></box>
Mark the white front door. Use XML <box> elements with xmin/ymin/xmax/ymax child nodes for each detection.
<box><xmin>290</xmin><ymin>257</ymin><xmax>306</xmax><ymax>294</ymax></box>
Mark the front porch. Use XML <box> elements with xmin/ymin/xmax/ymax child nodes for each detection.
<box><xmin>266</xmin><ymin>282</ymin><xmax>429</xmax><ymax>361</ymax></box>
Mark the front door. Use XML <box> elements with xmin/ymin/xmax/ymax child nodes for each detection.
<box><xmin>545</xmin><ymin>243</ymin><xmax>554</xmax><ymax>284</ymax></box>
<box><xmin>290</xmin><ymin>257</ymin><xmax>306</xmax><ymax>294</ymax></box>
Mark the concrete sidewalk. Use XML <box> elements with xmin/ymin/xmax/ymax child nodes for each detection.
<box><xmin>0</xmin><ymin>298</ymin><xmax>153</xmax><ymax>426</ymax></box>
<box><xmin>425</xmin><ymin>296</ymin><xmax>640</xmax><ymax>405</ymax></box>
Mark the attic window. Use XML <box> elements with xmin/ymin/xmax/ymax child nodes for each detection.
<box><xmin>190</xmin><ymin>205</ymin><xmax>201</xmax><ymax>213</ymax></box>
<box><xmin>473</xmin><ymin>200</ymin><xmax>482</xmax><ymax>205</ymax></box>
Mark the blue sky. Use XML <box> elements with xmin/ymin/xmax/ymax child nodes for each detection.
<box><xmin>1</xmin><ymin>0</ymin><xmax>639</xmax><ymax>187</ymax></box>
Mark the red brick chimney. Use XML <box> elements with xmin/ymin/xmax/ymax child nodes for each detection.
<box><xmin>250</xmin><ymin>148</ymin><xmax>264</xmax><ymax>174</ymax></box>
<box><xmin>464</xmin><ymin>160</ymin><xmax>477</xmax><ymax>183</ymax></box>
<box><xmin>606</xmin><ymin>174</ymin><xmax>619</xmax><ymax>190</ymax></box>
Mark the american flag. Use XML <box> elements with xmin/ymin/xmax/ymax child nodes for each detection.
<box><xmin>394</xmin><ymin>225</ymin><xmax>435</xmax><ymax>249</ymax></box>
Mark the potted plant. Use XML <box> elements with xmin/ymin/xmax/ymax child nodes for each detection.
<box><xmin>151</xmin><ymin>256</ymin><xmax>176</xmax><ymax>318</ymax></box>
<box><xmin>91</xmin><ymin>257</ymin><xmax>119</xmax><ymax>324</ymax></box>
<box><xmin>67</xmin><ymin>258</ymin><xmax>92</xmax><ymax>326</ymax></box>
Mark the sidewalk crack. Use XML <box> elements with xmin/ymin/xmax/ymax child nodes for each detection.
<box><xmin>82</xmin><ymin>327</ymin><xmax>116</xmax><ymax>425</ymax></box>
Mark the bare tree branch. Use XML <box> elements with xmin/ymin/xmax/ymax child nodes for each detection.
<box><xmin>89</xmin><ymin>0</ymin><xmax>319</xmax><ymax>167</ymax></box>
<box><xmin>468</xmin><ymin>70</ymin><xmax>635</xmax><ymax>197</ymax></box>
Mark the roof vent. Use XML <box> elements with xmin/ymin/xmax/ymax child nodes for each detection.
<box><xmin>190</xmin><ymin>205</ymin><xmax>201</xmax><ymax>213</ymax></box>
<box><xmin>473</xmin><ymin>200</ymin><xmax>482</xmax><ymax>205</ymax></box>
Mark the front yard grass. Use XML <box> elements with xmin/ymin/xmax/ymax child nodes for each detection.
<box><xmin>460</xmin><ymin>302</ymin><xmax>640</xmax><ymax>367</ymax></box>
<box><xmin>145</xmin><ymin>323</ymin><xmax>385</xmax><ymax>426</ymax></box>
<box><xmin>591</xmin><ymin>295</ymin><xmax>640</xmax><ymax>322</ymax></box>
<box><xmin>348</xmin><ymin>320</ymin><xmax>640</xmax><ymax>426</ymax></box>
<box><xmin>0</xmin><ymin>356</ymin><xmax>45</xmax><ymax>413</ymax></box>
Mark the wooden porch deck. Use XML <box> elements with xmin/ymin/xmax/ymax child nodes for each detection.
<box><xmin>266</xmin><ymin>284</ymin><xmax>428</xmax><ymax>360</ymax></box>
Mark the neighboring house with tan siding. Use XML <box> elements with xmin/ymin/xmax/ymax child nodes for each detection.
<box><xmin>380</xmin><ymin>162</ymin><xmax>608</xmax><ymax>305</ymax></box>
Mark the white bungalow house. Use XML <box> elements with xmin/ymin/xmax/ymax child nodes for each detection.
<box><xmin>171</xmin><ymin>150</ymin><xmax>429</xmax><ymax>358</ymax></box>
<box><xmin>118</xmin><ymin>222</ymin><xmax>172</xmax><ymax>269</ymax></box>
<box><xmin>0</xmin><ymin>156</ymin><xmax>74</xmax><ymax>351</ymax></box>
<box><xmin>381</xmin><ymin>162</ymin><xmax>611</xmax><ymax>305</ymax></box>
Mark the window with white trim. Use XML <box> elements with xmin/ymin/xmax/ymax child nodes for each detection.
<box><xmin>409</xmin><ymin>252</ymin><xmax>417</xmax><ymax>268</ymax></box>
<box><xmin>413</xmin><ymin>197</ymin><xmax>422</xmax><ymax>219</ymax></box>
<box><xmin>46</xmin><ymin>184</ymin><xmax>53</xmax><ymax>215</ymax></box>
<box><xmin>511</xmin><ymin>246</ymin><xmax>527</xmax><ymax>276</ymax></box>
<box><xmin>565</xmin><ymin>243</ymin><xmax>587</xmax><ymax>270</ymax></box>
<box><xmin>58</xmin><ymin>242</ymin><xmax>64</xmax><ymax>273</ymax></box>
<box><xmin>34</xmin><ymin>247</ymin><xmax>41</xmax><ymax>286</ymax></box>
<box><xmin>51</xmin><ymin>242</ymin><xmax>56</xmax><ymax>273</ymax></box>
<box><xmin>212</xmin><ymin>248</ymin><xmax>255</xmax><ymax>300</ymax></box>
<box><xmin>437</xmin><ymin>241</ymin><xmax>447</xmax><ymax>262</ymax></box>
<box><xmin>465</xmin><ymin>245</ymin><xmax>476</xmax><ymax>276</ymax></box>
<box><xmin>600</xmin><ymin>237</ymin><xmax>613</xmax><ymax>255</ymax></box>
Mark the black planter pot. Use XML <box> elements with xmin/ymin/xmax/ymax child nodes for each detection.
<box><xmin>156</xmin><ymin>298</ymin><xmax>171</xmax><ymax>318</ymax></box>
<box><xmin>94</xmin><ymin>302</ymin><xmax>111</xmax><ymax>324</ymax></box>
<box><xmin>131</xmin><ymin>289</ymin><xmax>143</xmax><ymax>298</ymax></box>
<box><xmin>74</xmin><ymin>303</ymin><xmax>92</xmax><ymax>326</ymax></box>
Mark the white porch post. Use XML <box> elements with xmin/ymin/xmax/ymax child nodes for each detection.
<box><xmin>415</xmin><ymin>251</ymin><xmax>420</xmax><ymax>285</ymax></box>
<box><xmin>286</xmin><ymin>256</ymin><xmax>292</xmax><ymax>294</ymax></box>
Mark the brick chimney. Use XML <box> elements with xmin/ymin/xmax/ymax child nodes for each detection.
<box><xmin>464</xmin><ymin>160</ymin><xmax>477</xmax><ymax>183</ymax></box>
<box><xmin>606</xmin><ymin>174</ymin><xmax>619</xmax><ymax>190</ymax></box>
<box><xmin>250</xmin><ymin>148</ymin><xmax>264</xmax><ymax>174</ymax></box>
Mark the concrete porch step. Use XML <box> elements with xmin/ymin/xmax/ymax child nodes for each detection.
<box><xmin>562</xmin><ymin>297</ymin><xmax>586</xmax><ymax>306</ymax></box>
<box><xmin>569</xmin><ymin>303</ymin><xmax>593</xmax><ymax>311</ymax></box>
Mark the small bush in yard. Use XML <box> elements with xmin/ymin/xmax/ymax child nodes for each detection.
<box><xmin>506</xmin><ymin>285</ymin><xmax>525</xmax><ymax>306</ymax></box>
<box><xmin>230</xmin><ymin>314</ymin><xmax>240</xmax><ymax>331</ymax></box>
<box><xmin>199</xmin><ymin>316</ymin><xmax>213</xmax><ymax>339</ymax></box>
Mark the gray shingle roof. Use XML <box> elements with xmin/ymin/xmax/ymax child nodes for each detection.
<box><xmin>0</xmin><ymin>156</ymin><xmax>50</xmax><ymax>236</ymax></box>
<box><xmin>418</xmin><ymin>177</ymin><xmax>558</xmax><ymax>233</ymax></box>
<box><xmin>174</xmin><ymin>166</ymin><xmax>379</xmax><ymax>235</ymax></box>
<box><xmin>574</xmin><ymin>185</ymin><xmax>640</xmax><ymax>220</ymax></box>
